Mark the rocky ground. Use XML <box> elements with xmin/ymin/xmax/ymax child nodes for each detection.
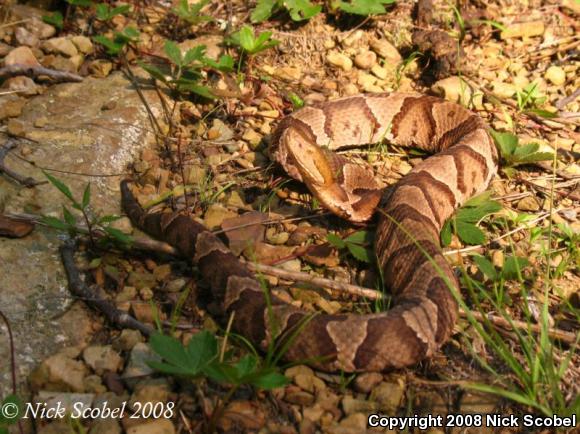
<box><xmin>0</xmin><ymin>0</ymin><xmax>578</xmax><ymax>433</ymax></box>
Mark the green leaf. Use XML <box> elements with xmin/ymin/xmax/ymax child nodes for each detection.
<box><xmin>98</xmin><ymin>214</ymin><xmax>123</xmax><ymax>224</ymax></box>
<box><xmin>234</xmin><ymin>354</ymin><xmax>257</xmax><ymax>378</ymax></box>
<box><xmin>164</xmin><ymin>40</ymin><xmax>183</xmax><ymax>66</ymax></box>
<box><xmin>41</xmin><ymin>215</ymin><xmax>70</xmax><ymax>231</ymax></box>
<box><xmin>249</xmin><ymin>371</ymin><xmax>289</xmax><ymax>389</ymax></box>
<box><xmin>513</xmin><ymin>142</ymin><xmax>539</xmax><ymax>158</ymax></box>
<box><xmin>344</xmin><ymin>230</ymin><xmax>370</xmax><ymax>244</ymax></box>
<box><xmin>327</xmin><ymin>233</ymin><xmax>346</xmax><ymax>249</ymax></box>
<box><xmin>441</xmin><ymin>220</ymin><xmax>452</xmax><ymax>246</ymax></box>
<box><xmin>110</xmin><ymin>4</ymin><xmax>131</xmax><ymax>16</ymax></box>
<box><xmin>66</xmin><ymin>0</ymin><xmax>93</xmax><ymax>6</ymax></box>
<box><xmin>93</xmin><ymin>35</ymin><xmax>123</xmax><ymax>55</ymax></box>
<box><xmin>138</xmin><ymin>62</ymin><xmax>169</xmax><ymax>82</ymax></box>
<box><xmin>489</xmin><ymin>129</ymin><xmax>518</xmax><ymax>157</ymax></box>
<box><xmin>251</xmin><ymin>0</ymin><xmax>278</xmax><ymax>22</ymax></box>
<box><xmin>186</xmin><ymin>330</ymin><xmax>219</xmax><ymax>371</ymax></box>
<box><xmin>176</xmin><ymin>81</ymin><xmax>215</xmax><ymax>99</ymax></box>
<box><xmin>62</xmin><ymin>205</ymin><xmax>76</xmax><ymax>226</ymax></box>
<box><xmin>149</xmin><ymin>333</ymin><xmax>196</xmax><ymax>374</ymax></box>
<box><xmin>513</xmin><ymin>152</ymin><xmax>554</xmax><ymax>165</ymax></box>
<box><xmin>501</xmin><ymin>256</ymin><xmax>529</xmax><ymax>280</ymax></box>
<box><xmin>526</xmin><ymin>108</ymin><xmax>557</xmax><ymax>119</ymax></box>
<box><xmin>42</xmin><ymin>12</ymin><xmax>64</xmax><ymax>30</ymax></box>
<box><xmin>43</xmin><ymin>171</ymin><xmax>76</xmax><ymax>203</ymax></box>
<box><xmin>288</xmin><ymin>92</ymin><xmax>304</xmax><ymax>108</ymax></box>
<box><xmin>285</xmin><ymin>0</ymin><xmax>322</xmax><ymax>21</ymax></box>
<box><xmin>238</xmin><ymin>25</ymin><xmax>255</xmax><ymax>52</ymax></box>
<box><xmin>456</xmin><ymin>221</ymin><xmax>486</xmax><ymax>245</ymax></box>
<box><xmin>346</xmin><ymin>243</ymin><xmax>371</xmax><ymax>263</ymax></box>
<box><xmin>82</xmin><ymin>182</ymin><xmax>91</xmax><ymax>209</ymax></box>
<box><xmin>103</xmin><ymin>226</ymin><xmax>132</xmax><ymax>244</ymax></box>
<box><xmin>336</xmin><ymin>0</ymin><xmax>394</xmax><ymax>15</ymax></box>
<box><xmin>473</xmin><ymin>255</ymin><xmax>498</xmax><ymax>281</ymax></box>
<box><xmin>183</xmin><ymin>45</ymin><xmax>206</xmax><ymax>65</ymax></box>
<box><xmin>203</xmin><ymin>54</ymin><xmax>234</xmax><ymax>72</ymax></box>
<box><xmin>95</xmin><ymin>3</ymin><xmax>110</xmax><ymax>20</ymax></box>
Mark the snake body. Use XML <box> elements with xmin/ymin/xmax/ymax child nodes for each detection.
<box><xmin>121</xmin><ymin>92</ymin><xmax>498</xmax><ymax>372</ymax></box>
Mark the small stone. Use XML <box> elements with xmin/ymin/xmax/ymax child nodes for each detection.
<box><xmin>0</xmin><ymin>98</ymin><xmax>26</xmax><ymax>120</ymax></box>
<box><xmin>83</xmin><ymin>345</ymin><xmax>123</xmax><ymax>374</ymax></box>
<box><xmin>285</xmin><ymin>365</ymin><xmax>315</xmax><ymax>379</ymax></box>
<box><xmin>217</xmin><ymin>401</ymin><xmax>266</xmax><ymax>432</ymax></box>
<box><xmin>116</xmin><ymin>286</ymin><xmax>137</xmax><ymax>303</ymax></box>
<box><xmin>7</xmin><ymin>119</ymin><xmax>26</xmax><ymax>136</ymax></box>
<box><xmin>353</xmin><ymin>372</ymin><xmax>383</xmax><ymax>394</ymax></box>
<box><xmin>491</xmin><ymin>250</ymin><xmax>504</xmax><ymax>268</ymax></box>
<box><xmin>431</xmin><ymin>76</ymin><xmax>472</xmax><ymax>105</ymax></box>
<box><xmin>279</xmin><ymin>258</ymin><xmax>301</xmax><ymax>273</ymax></box>
<box><xmin>129</xmin><ymin>378</ymin><xmax>171</xmax><ymax>407</ymax></box>
<box><xmin>186</xmin><ymin>164</ymin><xmax>206</xmax><ymax>184</ymax></box>
<box><xmin>88</xmin><ymin>60</ymin><xmax>113</xmax><ymax>77</ymax></box>
<box><xmin>113</xmin><ymin>329</ymin><xmax>143</xmax><ymax>351</ymax></box>
<box><xmin>242</xmin><ymin>129</ymin><xmax>263</xmax><ymax>148</ymax></box>
<box><xmin>500</xmin><ymin>21</ymin><xmax>545</xmax><ymax>39</ymax></box>
<box><xmin>42</xmin><ymin>37</ymin><xmax>79</xmax><ymax>57</ymax></box>
<box><xmin>492</xmin><ymin>82</ymin><xmax>517</xmax><ymax>98</ymax></box>
<box><xmin>4</xmin><ymin>46</ymin><xmax>41</xmax><ymax>67</ymax></box>
<box><xmin>153</xmin><ymin>264</ymin><xmax>172</xmax><ymax>281</ymax></box>
<box><xmin>29</xmin><ymin>353</ymin><xmax>88</xmax><ymax>392</ymax></box>
<box><xmin>15</xmin><ymin>27</ymin><xmax>39</xmax><ymax>47</ymax></box>
<box><xmin>130</xmin><ymin>302</ymin><xmax>164</xmax><ymax>324</ymax></box>
<box><xmin>341</xmin><ymin>395</ymin><xmax>377</xmax><ymax>415</ymax></box>
<box><xmin>266</xmin><ymin>228</ymin><xmax>289</xmax><ymax>245</ymax></box>
<box><xmin>207</xmin><ymin>118</ymin><xmax>234</xmax><ymax>141</ymax></box>
<box><xmin>372</xmin><ymin>377</ymin><xmax>406</xmax><ymax>413</ymax></box>
<box><xmin>126</xmin><ymin>419</ymin><xmax>175</xmax><ymax>434</ymax></box>
<box><xmin>89</xmin><ymin>419</ymin><xmax>122</xmax><ymax>434</ymax></box>
<box><xmin>354</xmin><ymin>50</ymin><xmax>377</xmax><ymax>70</ymax></box>
<box><xmin>339</xmin><ymin>413</ymin><xmax>368</xmax><ymax>431</ymax></box>
<box><xmin>71</xmin><ymin>35</ymin><xmax>94</xmax><ymax>54</ymax></box>
<box><xmin>544</xmin><ymin>66</ymin><xmax>566</xmax><ymax>86</ymax></box>
<box><xmin>164</xmin><ymin>278</ymin><xmax>188</xmax><ymax>292</ymax></box>
<box><xmin>294</xmin><ymin>373</ymin><xmax>326</xmax><ymax>394</ymax></box>
<box><xmin>285</xmin><ymin>386</ymin><xmax>315</xmax><ymax>405</ymax></box>
<box><xmin>326</xmin><ymin>51</ymin><xmax>353</xmax><ymax>72</ymax></box>
<box><xmin>370</xmin><ymin>64</ymin><xmax>388</xmax><ymax>80</ymax></box>
<box><xmin>274</xmin><ymin>66</ymin><xmax>302</xmax><ymax>81</ymax></box>
<box><xmin>517</xmin><ymin>196</ymin><xmax>540</xmax><ymax>211</ymax></box>
<box><xmin>34</xmin><ymin>115</ymin><xmax>49</xmax><ymax>127</ymax></box>
<box><xmin>26</xmin><ymin>17</ymin><xmax>56</xmax><ymax>39</ymax></box>
<box><xmin>370</xmin><ymin>38</ymin><xmax>402</xmax><ymax>63</ymax></box>
<box><xmin>123</xmin><ymin>342</ymin><xmax>161</xmax><ymax>382</ymax></box>
<box><xmin>204</xmin><ymin>204</ymin><xmax>237</xmax><ymax>229</ymax></box>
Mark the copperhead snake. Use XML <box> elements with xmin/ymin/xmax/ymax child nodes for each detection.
<box><xmin>121</xmin><ymin>92</ymin><xmax>499</xmax><ymax>372</ymax></box>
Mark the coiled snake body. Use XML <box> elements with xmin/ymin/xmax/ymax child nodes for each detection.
<box><xmin>121</xmin><ymin>92</ymin><xmax>499</xmax><ymax>372</ymax></box>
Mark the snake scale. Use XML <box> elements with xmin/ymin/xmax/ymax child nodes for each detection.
<box><xmin>121</xmin><ymin>92</ymin><xmax>499</xmax><ymax>372</ymax></box>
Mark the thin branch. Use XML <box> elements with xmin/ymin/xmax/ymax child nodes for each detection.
<box><xmin>0</xmin><ymin>140</ymin><xmax>44</xmax><ymax>187</ymax></box>
<box><xmin>60</xmin><ymin>238</ymin><xmax>154</xmax><ymax>336</ymax></box>
<box><xmin>0</xmin><ymin>64</ymin><xmax>83</xmax><ymax>83</ymax></box>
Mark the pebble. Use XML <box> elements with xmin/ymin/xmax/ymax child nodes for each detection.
<box><xmin>491</xmin><ymin>250</ymin><xmax>504</xmax><ymax>268</ymax></box>
<box><xmin>501</xmin><ymin>21</ymin><xmax>545</xmax><ymax>39</ymax></box>
<box><xmin>274</xmin><ymin>66</ymin><xmax>302</xmax><ymax>81</ymax></box>
<box><xmin>42</xmin><ymin>37</ymin><xmax>79</xmax><ymax>57</ymax></box>
<box><xmin>71</xmin><ymin>35</ymin><xmax>94</xmax><ymax>54</ymax></box>
<box><xmin>354</xmin><ymin>50</ymin><xmax>376</xmax><ymax>70</ymax></box>
<box><xmin>0</xmin><ymin>98</ymin><xmax>26</xmax><ymax>120</ymax></box>
<box><xmin>113</xmin><ymin>329</ymin><xmax>143</xmax><ymax>351</ymax></box>
<box><xmin>123</xmin><ymin>342</ymin><xmax>161</xmax><ymax>383</ymax></box>
<box><xmin>369</xmin><ymin>38</ymin><xmax>402</xmax><ymax>63</ymax></box>
<box><xmin>204</xmin><ymin>204</ymin><xmax>238</xmax><ymax>229</ymax></box>
<box><xmin>492</xmin><ymin>81</ymin><xmax>517</xmax><ymax>98</ymax></box>
<box><xmin>129</xmin><ymin>378</ymin><xmax>171</xmax><ymax>407</ymax></box>
<box><xmin>29</xmin><ymin>353</ymin><xmax>88</xmax><ymax>392</ymax></box>
<box><xmin>353</xmin><ymin>372</ymin><xmax>383</xmax><ymax>393</ymax></box>
<box><xmin>15</xmin><ymin>27</ymin><xmax>39</xmax><ymax>47</ymax></box>
<box><xmin>26</xmin><ymin>17</ymin><xmax>56</xmax><ymax>39</ymax></box>
<box><xmin>326</xmin><ymin>51</ymin><xmax>353</xmax><ymax>72</ymax></box>
<box><xmin>544</xmin><ymin>66</ymin><xmax>566</xmax><ymax>86</ymax></box>
<box><xmin>517</xmin><ymin>196</ymin><xmax>540</xmax><ymax>211</ymax></box>
<box><xmin>242</xmin><ymin>128</ymin><xmax>263</xmax><ymax>148</ymax></box>
<box><xmin>4</xmin><ymin>46</ymin><xmax>41</xmax><ymax>67</ymax></box>
<box><xmin>372</xmin><ymin>377</ymin><xmax>406</xmax><ymax>413</ymax></box>
<box><xmin>341</xmin><ymin>395</ymin><xmax>377</xmax><ymax>415</ymax></box>
<box><xmin>83</xmin><ymin>345</ymin><xmax>123</xmax><ymax>374</ymax></box>
<box><xmin>431</xmin><ymin>76</ymin><xmax>472</xmax><ymax>105</ymax></box>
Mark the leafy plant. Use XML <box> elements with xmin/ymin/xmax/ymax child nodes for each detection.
<box><xmin>41</xmin><ymin>171</ymin><xmax>131</xmax><ymax>246</ymax></box>
<box><xmin>327</xmin><ymin>230</ymin><xmax>372</xmax><ymax>263</ymax></box>
<box><xmin>251</xmin><ymin>0</ymin><xmax>322</xmax><ymax>23</ymax></box>
<box><xmin>288</xmin><ymin>92</ymin><xmax>305</xmax><ymax>109</ymax></box>
<box><xmin>441</xmin><ymin>192</ymin><xmax>502</xmax><ymax>246</ymax></box>
<box><xmin>95</xmin><ymin>3</ymin><xmax>131</xmax><ymax>21</ymax></box>
<box><xmin>93</xmin><ymin>26</ymin><xmax>139</xmax><ymax>55</ymax></box>
<box><xmin>331</xmin><ymin>0</ymin><xmax>395</xmax><ymax>15</ymax></box>
<box><xmin>42</xmin><ymin>11</ymin><xmax>64</xmax><ymax>30</ymax></box>
<box><xmin>514</xmin><ymin>82</ymin><xmax>555</xmax><ymax>118</ymax></box>
<box><xmin>141</xmin><ymin>40</ymin><xmax>233</xmax><ymax>99</ymax></box>
<box><xmin>172</xmin><ymin>0</ymin><xmax>213</xmax><ymax>25</ymax></box>
<box><xmin>472</xmin><ymin>254</ymin><xmax>530</xmax><ymax>283</ymax></box>
<box><xmin>228</xmin><ymin>25</ymin><xmax>280</xmax><ymax>56</ymax></box>
<box><xmin>490</xmin><ymin>130</ymin><xmax>553</xmax><ymax>173</ymax></box>
<box><xmin>148</xmin><ymin>331</ymin><xmax>288</xmax><ymax>389</ymax></box>
<box><xmin>0</xmin><ymin>394</ymin><xmax>23</xmax><ymax>434</ymax></box>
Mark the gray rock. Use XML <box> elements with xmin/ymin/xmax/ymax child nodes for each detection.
<box><xmin>83</xmin><ymin>345</ymin><xmax>124</xmax><ymax>374</ymax></box>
